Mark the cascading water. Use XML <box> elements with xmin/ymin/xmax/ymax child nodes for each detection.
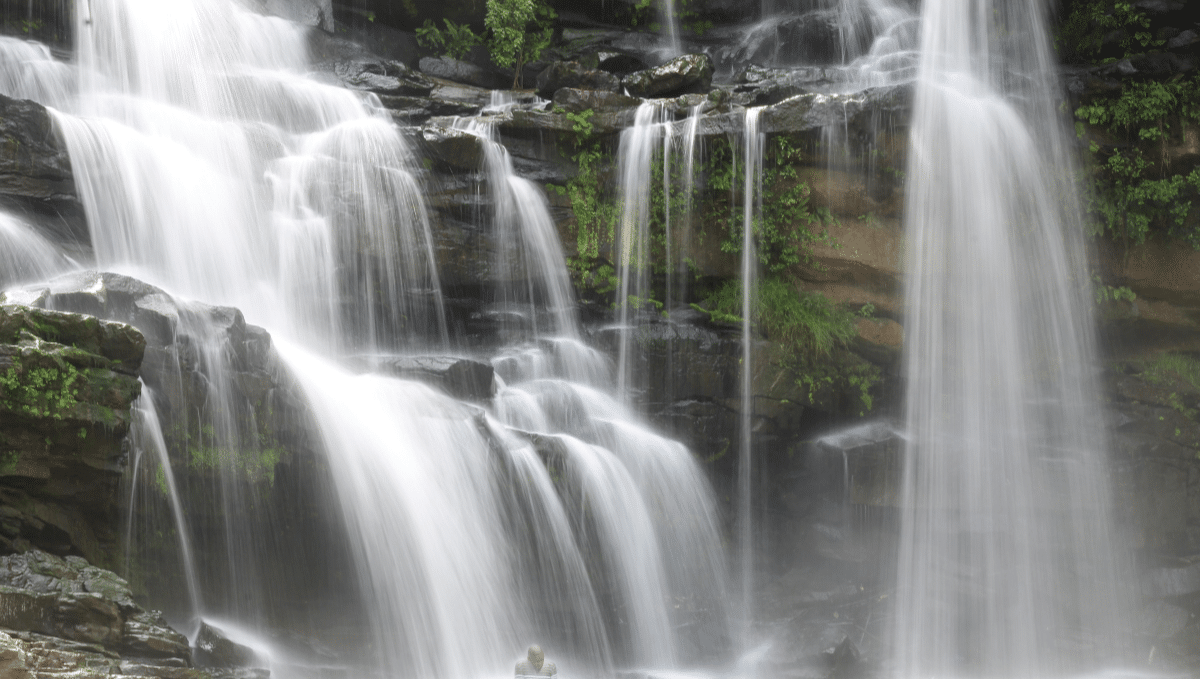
<box><xmin>0</xmin><ymin>34</ymin><xmax>73</xmax><ymax>106</ymax></box>
<box><xmin>0</xmin><ymin>211</ymin><xmax>72</xmax><ymax>286</ymax></box>
<box><xmin>452</xmin><ymin>100</ymin><xmax>579</xmax><ymax>341</ymax></box>
<box><xmin>0</xmin><ymin>1</ymin><xmax>733</xmax><ymax>676</ymax></box>
<box><xmin>895</xmin><ymin>0</ymin><xmax>1129</xmax><ymax>676</ymax></box>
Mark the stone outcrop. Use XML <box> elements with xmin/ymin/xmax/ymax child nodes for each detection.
<box><xmin>0</xmin><ymin>94</ymin><xmax>86</xmax><ymax>249</ymax></box>
<box><xmin>248</xmin><ymin>0</ymin><xmax>334</xmax><ymax>32</ymax></box>
<box><xmin>356</xmin><ymin>355</ymin><xmax>497</xmax><ymax>402</ymax></box>
<box><xmin>0</xmin><ymin>550</ymin><xmax>190</xmax><ymax>666</ymax></box>
<box><xmin>2</xmin><ymin>272</ymin><xmax>358</xmax><ymax>632</ymax></box>
<box><xmin>534</xmin><ymin>61</ymin><xmax>621</xmax><ymax>99</ymax></box>
<box><xmin>0</xmin><ymin>304</ymin><xmax>144</xmax><ymax>567</ymax></box>
<box><xmin>419</xmin><ymin>56</ymin><xmax>512</xmax><ymax>91</ymax></box>
<box><xmin>621</xmin><ymin>53</ymin><xmax>714</xmax><ymax>98</ymax></box>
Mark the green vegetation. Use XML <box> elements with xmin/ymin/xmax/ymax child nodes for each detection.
<box><xmin>485</xmin><ymin>0</ymin><xmax>555</xmax><ymax>88</ymax></box>
<box><xmin>0</xmin><ymin>451</ymin><xmax>19</xmax><ymax>475</ymax></box>
<box><xmin>416</xmin><ymin>18</ymin><xmax>482</xmax><ymax>60</ymax></box>
<box><xmin>164</xmin><ymin>397</ymin><xmax>288</xmax><ymax>487</ymax></box>
<box><xmin>412</xmin><ymin>0</ymin><xmax>556</xmax><ymax>88</ymax></box>
<box><xmin>1141</xmin><ymin>353</ymin><xmax>1200</xmax><ymax>393</ymax></box>
<box><xmin>705</xmin><ymin>135</ymin><xmax>838</xmax><ymax>273</ymax></box>
<box><xmin>1057</xmin><ymin>0</ymin><xmax>1161</xmax><ymax>63</ymax></box>
<box><xmin>1094</xmin><ymin>277</ymin><xmax>1137</xmax><ymax>304</ymax></box>
<box><xmin>560</xmin><ymin>109</ymin><xmax>619</xmax><ymax>262</ymax></box>
<box><xmin>545</xmin><ymin>114</ymin><xmax>879</xmax><ymax>413</ymax></box>
<box><xmin>692</xmin><ymin>278</ymin><xmax>879</xmax><ymax>414</ymax></box>
<box><xmin>0</xmin><ymin>356</ymin><xmax>81</xmax><ymax>420</ymax></box>
<box><xmin>697</xmin><ymin>278</ymin><xmax>856</xmax><ymax>357</ymax></box>
<box><xmin>627</xmin><ymin>0</ymin><xmax>713</xmax><ymax>35</ymax></box>
<box><xmin>1075</xmin><ymin>75</ymin><xmax>1200</xmax><ymax>249</ymax></box>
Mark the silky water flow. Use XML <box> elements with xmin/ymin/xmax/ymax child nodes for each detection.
<box><xmin>894</xmin><ymin>0</ymin><xmax>1131</xmax><ymax>677</ymax></box>
<box><xmin>0</xmin><ymin>0</ymin><xmax>1150</xmax><ymax>678</ymax></box>
<box><xmin>0</xmin><ymin>1</ymin><xmax>731</xmax><ymax>677</ymax></box>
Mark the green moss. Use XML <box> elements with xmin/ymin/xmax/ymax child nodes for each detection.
<box><xmin>153</xmin><ymin>464</ymin><xmax>169</xmax><ymax>497</ymax></box>
<box><xmin>0</xmin><ymin>451</ymin><xmax>19</xmax><ymax>475</ymax></box>
<box><xmin>0</xmin><ymin>356</ymin><xmax>81</xmax><ymax>420</ymax></box>
<box><xmin>1142</xmin><ymin>353</ymin><xmax>1200</xmax><ymax>393</ymax></box>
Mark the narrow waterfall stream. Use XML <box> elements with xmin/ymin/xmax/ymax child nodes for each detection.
<box><xmin>738</xmin><ymin>108</ymin><xmax>763</xmax><ymax>650</ymax></box>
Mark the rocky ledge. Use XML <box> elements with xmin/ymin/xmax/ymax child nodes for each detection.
<box><xmin>0</xmin><ymin>305</ymin><xmax>144</xmax><ymax>568</ymax></box>
<box><xmin>0</xmin><ymin>549</ymin><xmax>269</xmax><ymax>679</ymax></box>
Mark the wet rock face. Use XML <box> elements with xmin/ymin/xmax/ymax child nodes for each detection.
<box><xmin>0</xmin><ymin>304</ymin><xmax>144</xmax><ymax>565</ymax></box>
<box><xmin>247</xmin><ymin>0</ymin><xmax>334</xmax><ymax>32</ymax></box>
<box><xmin>535</xmin><ymin>61</ymin><xmax>621</xmax><ymax>99</ymax></box>
<box><xmin>621</xmin><ymin>53</ymin><xmax>714</xmax><ymax>98</ymax></box>
<box><xmin>550</xmin><ymin>87</ymin><xmax>640</xmax><ymax>113</ymax></box>
<box><xmin>330</xmin><ymin>59</ymin><xmax>436</xmax><ymax>98</ymax></box>
<box><xmin>358</xmin><ymin>355</ymin><xmax>497</xmax><ymax>402</ymax></box>
<box><xmin>0</xmin><ymin>95</ymin><xmax>73</xmax><ymax>201</ymax></box>
<box><xmin>193</xmin><ymin>622</ymin><xmax>264</xmax><ymax>669</ymax></box>
<box><xmin>419</xmin><ymin>56</ymin><xmax>513</xmax><ymax>90</ymax></box>
<box><xmin>0</xmin><ymin>550</ymin><xmax>189</xmax><ymax>664</ymax></box>
<box><xmin>0</xmin><ymin>94</ymin><xmax>86</xmax><ymax>248</ymax></box>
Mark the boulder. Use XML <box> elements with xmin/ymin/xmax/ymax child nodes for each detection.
<box><xmin>0</xmin><ymin>94</ymin><xmax>74</xmax><ymax>203</ymax></box>
<box><xmin>362</xmin><ymin>355</ymin><xmax>497</xmax><ymax>401</ymax></box>
<box><xmin>535</xmin><ymin>61</ymin><xmax>621</xmax><ymax>99</ymax></box>
<box><xmin>621</xmin><ymin>54</ymin><xmax>714</xmax><ymax>98</ymax></box>
<box><xmin>245</xmin><ymin>0</ymin><xmax>333</xmax><ymax>31</ymax></box>
<box><xmin>0</xmin><ymin>305</ymin><xmax>145</xmax><ymax>563</ymax></box>
<box><xmin>380</xmin><ymin>95</ymin><xmax>481</xmax><ymax>124</ymax></box>
<box><xmin>193</xmin><ymin>622</ymin><xmax>264</xmax><ymax>669</ymax></box>
<box><xmin>0</xmin><ymin>94</ymin><xmax>86</xmax><ymax>247</ymax></box>
<box><xmin>333</xmin><ymin>59</ymin><xmax>435</xmax><ymax>97</ymax></box>
<box><xmin>0</xmin><ymin>631</ymin><xmax>33</xmax><ymax>679</ymax></box>
<box><xmin>420</xmin><ymin>126</ymin><xmax>486</xmax><ymax>173</ymax></box>
<box><xmin>0</xmin><ymin>550</ymin><xmax>190</xmax><ymax>665</ymax></box>
<box><xmin>551</xmin><ymin>87</ymin><xmax>641</xmax><ymax>113</ymax></box>
<box><xmin>813</xmin><ymin>420</ymin><xmax>905</xmax><ymax>507</ymax></box>
<box><xmin>419</xmin><ymin>56</ymin><xmax>512</xmax><ymax>91</ymax></box>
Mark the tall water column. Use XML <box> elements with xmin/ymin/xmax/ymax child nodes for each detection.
<box><xmin>895</xmin><ymin>0</ymin><xmax>1129</xmax><ymax>676</ymax></box>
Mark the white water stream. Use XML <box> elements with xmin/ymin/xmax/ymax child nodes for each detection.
<box><xmin>0</xmin><ymin>0</ymin><xmax>1152</xmax><ymax>677</ymax></box>
<box><xmin>0</xmin><ymin>1</ymin><xmax>730</xmax><ymax>676</ymax></box>
<box><xmin>896</xmin><ymin>0</ymin><xmax>1130</xmax><ymax>676</ymax></box>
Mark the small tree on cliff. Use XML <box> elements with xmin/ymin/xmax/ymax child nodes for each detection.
<box><xmin>486</xmin><ymin>0</ymin><xmax>554</xmax><ymax>88</ymax></box>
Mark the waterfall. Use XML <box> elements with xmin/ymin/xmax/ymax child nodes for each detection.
<box><xmin>56</xmin><ymin>0</ymin><xmax>445</xmax><ymax>351</ymax></box>
<box><xmin>738</xmin><ymin>108</ymin><xmax>764</xmax><ymax>648</ymax></box>
<box><xmin>0</xmin><ymin>34</ymin><xmax>73</xmax><ymax>106</ymax></box>
<box><xmin>0</xmin><ymin>211</ymin><xmax>71</xmax><ymax>286</ymax></box>
<box><xmin>453</xmin><ymin>105</ymin><xmax>579</xmax><ymax>341</ymax></box>
<box><xmin>0</xmin><ymin>0</ymin><xmax>733</xmax><ymax>675</ymax></box>
<box><xmin>128</xmin><ymin>387</ymin><xmax>204</xmax><ymax>618</ymax></box>
<box><xmin>615</xmin><ymin>102</ymin><xmax>667</xmax><ymax>398</ymax></box>
<box><xmin>663</xmin><ymin>0</ymin><xmax>681</xmax><ymax>57</ymax></box>
<box><xmin>895</xmin><ymin>0</ymin><xmax>1129</xmax><ymax>675</ymax></box>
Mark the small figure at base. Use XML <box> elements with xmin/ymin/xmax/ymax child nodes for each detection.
<box><xmin>515</xmin><ymin>644</ymin><xmax>557</xmax><ymax>678</ymax></box>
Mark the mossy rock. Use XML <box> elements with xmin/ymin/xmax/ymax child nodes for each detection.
<box><xmin>0</xmin><ymin>305</ymin><xmax>145</xmax><ymax>565</ymax></box>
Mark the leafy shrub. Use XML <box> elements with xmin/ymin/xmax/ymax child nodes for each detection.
<box><xmin>416</xmin><ymin>19</ymin><xmax>483</xmax><ymax>61</ymax></box>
